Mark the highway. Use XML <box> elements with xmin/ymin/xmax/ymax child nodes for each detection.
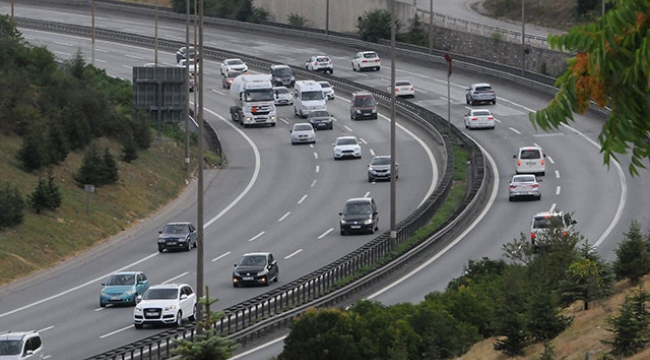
<box><xmin>1</xmin><ymin>1</ymin><xmax>648</xmax><ymax>359</ymax></box>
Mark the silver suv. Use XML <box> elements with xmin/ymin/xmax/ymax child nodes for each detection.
<box><xmin>0</xmin><ymin>331</ymin><xmax>44</xmax><ymax>359</ymax></box>
<box><xmin>530</xmin><ymin>211</ymin><xmax>577</xmax><ymax>248</ymax></box>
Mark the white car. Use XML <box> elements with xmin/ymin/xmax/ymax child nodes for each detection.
<box><xmin>220</xmin><ymin>58</ymin><xmax>248</xmax><ymax>75</ymax></box>
<box><xmin>318</xmin><ymin>81</ymin><xmax>335</xmax><ymax>100</ymax></box>
<box><xmin>508</xmin><ymin>174</ymin><xmax>541</xmax><ymax>201</ymax></box>
<box><xmin>0</xmin><ymin>331</ymin><xmax>44</xmax><ymax>360</ymax></box>
<box><xmin>387</xmin><ymin>80</ymin><xmax>415</xmax><ymax>98</ymax></box>
<box><xmin>530</xmin><ymin>211</ymin><xmax>577</xmax><ymax>248</ymax></box>
<box><xmin>351</xmin><ymin>51</ymin><xmax>381</xmax><ymax>71</ymax></box>
<box><xmin>133</xmin><ymin>283</ymin><xmax>197</xmax><ymax>329</ymax></box>
<box><xmin>290</xmin><ymin>123</ymin><xmax>316</xmax><ymax>145</ymax></box>
<box><xmin>273</xmin><ymin>86</ymin><xmax>293</xmax><ymax>106</ymax></box>
<box><xmin>464</xmin><ymin>109</ymin><xmax>495</xmax><ymax>129</ymax></box>
<box><xmin>305</xmin><ymin>55</ymin><xmax>333</xmax><ymax>74</ymax></box>
<box><xmin>515</xmin><ymin>146</ymin><xmax>546</xmax><ymax>175</ymax></box>
<box><xmin>177</xmin><ymin>58</ymin><xmax>200</xmax><ymax>75</ymax></box>
<box><xmin>333</xmin><ymin>136</ymin><xmax>362</xmax><ymax>159</ymax></box>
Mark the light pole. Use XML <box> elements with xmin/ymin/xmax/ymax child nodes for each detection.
<box><xmin>325</xmin><ymin>0</ymin><xmax>329</xmax><ymax>35</ymax></box>
<box><xmin>521</xmin><ymin>0</ymin><xmax>525</xmax><ymax>76</ymax></box>
<box><xmin>154</xmin><ymin>0</ymin><xmax>159</xmax><ymax>66</ymax></box>
<box><xmin>444</xmin><ymin>54</ymin><xmax>452</xmax><ymax>135</ymax></box>
<box><xmin>389</xmin><ymin>0</ymin><xmax>397</xmax><ymax>251</ymax></box>
<box><xmin>185</xmin><ymin>0</ymin><xmax>190</xmax><ymax>174</ymax></box>
<box><xmin>428</xmin><ymin>0</ymin><xmax>433</xmax><ymax>54</ymax></box>
<box><xmin>91</xmin><ymin>0</ymin><xmax>95</xmax><ymax>65</ymax></box>
<box><xmin>196</xmin><ymin>0</ymin><xmax>205</xmax><ymax>327</ymax></box>
<box><xmin>10</xmin><ymin>0</ymin><xmax>14</xmax><ymax>19</ymax></box>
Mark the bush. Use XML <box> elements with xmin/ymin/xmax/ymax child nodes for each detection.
<box><xmin>613</xmin><ymin>220</ymin><xmax>650</xmax><ymax>285</ymax></box>
<box><xmin>604</xmin><ymin>288</ymin><xmax>650</xmax><ymax>356</ymax></box>
<box><xmin>287</xmin><ymin>13</ymin><xmax>308</xmax><ymax>27</ymax></box>
<box><xmin>73</xmin><ymin>144</ymin><xmax>119</xmax><ymax>187</ymax></box>
<box><xmin>0</xmin><ymin>182</ymin><xmax>25</xmax><ymax>229</ymax></box>
<box><xmin>28</xmin><ymin>174</ymin><xmax>62</xmax><ymax>214</ymax></box>
<box><xmin>16</xmin><ymin>131</ymin><xmax>49</xmax><ymax>172</ymax></box>
<box><xmin>357</xmin><ymin>9</ymin><xmax>400</xmax><ymax>43</ymax></box>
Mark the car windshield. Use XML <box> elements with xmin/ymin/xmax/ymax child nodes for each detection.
<box><xmin>310</xmin><ymin>110</ymin><xmax>329</xmax><ymax>118</ymax></box>
<box><xmin>143</xmin><ymin>288</ymin><xmax>178</xmax><ymax>300</ymax></box>
<box><xmin>162</xmin><ymin>224</ymin><xmax>188</xmax><ymax>234</ymax></box>
<box><xmin>372</xmin><ymin>157</ymin><xmax>391</xmax><ymax>165</ymax></box>
<box><xmin>107</xmin><ymin>274</ymin><xmax>135</xmax><ymax>286</ymax></box>
<box><xmin>239</xmin><ymin>255</ymin><xmax>266</xmax><ymax>266</ymax></box>
<box><xmin>395</xmin><ymin>81</ymin><xmax>411</xmax><ymax>86</ymax></box>
<box><xmin>0</xmin><ymin>340</ymin><xmax>22</xmax><ymax>355</ymax></box>
<box><xmin>227</xmin><ymin>71</ymin><xmax>242</xmax><ymax>78</ymax></box>
<box><xmin>354</xmin><ymin>97</ymin><xmax>375</xmax><ymax>107</ymax></box>
<box><xmin>315</xmin><ymin>57</ymin><xmax>330</xmax><ymax>62</ymax></box>
<box><xmin>344</xmin><ymin>203</ymin><xmax>373</xmax><ymax>215</ymax></box>
<box><xmin>513</xmin><ymin>176</ymin><xmax>535</xmax><ymax>183</ymax></box>
<box><xmin>303</xmin><ymin>91</ymin><xmax>324</xmax><ymax>101</ymax></box>
<box><xmin>472</xmin><ymin>110</ymin><xmax>491</xmax><ymax>116</ymax></box>
<box><xmin>475</xmin><ymin>86</ymin><xmax>493</xmax><ymax>92</ymax></box>
<box><xmin>227</xmin><ymin>59</ymin><xmax>244</xmax><ymax>65</ymax></box>
<box><xmin>294</xmin><ymin>124</ymin><xmax>313</xmax><ymax>131</ymax></box>
<box><xmin>244</xmin><ymin>89</ymin><xmax>274</xmax><ymax>102</ymax></box>
<box><xmin>275</xmin><ymin>88</ymin><xmax>289</xmax><ymax>95</ymax></box>
<box><xmin>533</xmin><ymin>216</ymin><xmax>564</xmax><ymax>229</ymax></box>
<box><xmin>274</xmin><ymin>68</ymin><xmax>293</xmax><ymax>76</ymax></box>
<box><xmin>363</xmin><ymin>52</ymin><xmax>378</xmax><ymax>59</ymax></box>
<box><xmin>337</xmin><ymin>138</ymin><xmax>357</xmax><ymax>146</ymax></box>
<box><xmin>319</xmin><ymin>82</ymin><xmax>331</xmax><ymax>89</ymax></box>
<box><xmin>520</xmin><ymin>149</ymin><xmax>541</xmax><ymax>159</ymax></box>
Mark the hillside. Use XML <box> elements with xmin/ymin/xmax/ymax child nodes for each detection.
<box><xmin>479</xmin><ymin>0</ymin><xmax>596</xmax><ymax>32</ymax></box>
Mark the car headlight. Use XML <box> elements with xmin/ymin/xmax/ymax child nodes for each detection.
<box><xmin>163</xmin><ymin>305</ymin><xmax>177</xmax><ymax>312</ymax></box>
<box><xmin>157</xmin><ymin>239</ymin><xmax>164</xmax><ymax>243</ymax></box>
<box><xmin>363</xmin><ymin>219</ymin><xmax>373</xmax><ymax>225</ymax></box>
<box><xmin>372</xmin><ymin>109</ymin><xmax>377</xmax><ymax>113</ymax></box>
<box><xmin>270</xmin><ymin>115</ymin><xmax>276</xmax><ymax>120</ymax></box>
<box><xmin>134</xmin><ymin>306</ymin><xmax>142</xmax><ymax>313</ymax></box>
<box><xmin>179</xmin><ymin>237</ymin><xmax>187</xmax><ymax>242</ymax></box>
<box><xmin>257</xmin><ymin>270</ymin><xmax>268</xmax><ymax>276</ymax></box>
<box><xmin>124</xmin><ymin>289</ymin><xmax>135</xmax><ymax>296</ymax></box>
<box><xmin>340</xmin><ymin>219</ymin><xmax>348</xmax><ymax>225</ymax></box>
<box><xmin>356</xmin><ymin>110</ymin><xmax>361</xmax><ymax>113</ymax></box>
<box><xmin>101</xmin><ymin>291</ymin><xmax>107</xmax><ymax>296</ymax></box>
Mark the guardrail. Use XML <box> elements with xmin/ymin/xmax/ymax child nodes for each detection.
<box><xmin>14</xmin><ymin>17</ymin><xmax>489</xmax><ymax>360</ymax></box>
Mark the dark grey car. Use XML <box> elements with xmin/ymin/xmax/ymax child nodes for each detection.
<box><xmin>339</xmin><ymin>197</ymin><xmax>379</xmax><ymax>235</ymax></box>
<box><xmin>270</xmin><ymin>64</ymin><xmax>295</xmax><ymax>87</ymax></box>
<box><xmin>308</xmin><ymin>109</ymin><xmax>334</xmax><ymax>130</ymax></box>
<box><xmin>157</xmin><ymin>222</ymin><xmax>198</xmax><ymax>252</ymax></box>
<box><xmin>232</xmin><ymin>252</ymin><xmax>279</xmax><ymax>287</ymax></box>
<box><xmin>368</xmin><ymin>155</ymin><xmax>398</xmax><ymax>182</ymax></box>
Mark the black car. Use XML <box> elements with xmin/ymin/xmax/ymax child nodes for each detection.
<box><xmin>232</xmin><ymin>252</ymin><xmax>279</xmax><ymax>287</ymax></box>
<box><xmin>339</xmin><ymin>197</ymin><xmax>379</xmax><ymax>235</ymax></box>
<box><xmin>270</xmin><ymin>64</ymin><xmax>295</xmax><ymax>87</ymax></box>
<box><xmin>176</xmin><ymin>46</ymin><xmax>200</xmax><ymax>64</ymax></box>
<box><xmin>308</xmin><ymin>109</ymin><xmax>334</xmax><ymax>130</ymax></box>
<box><xmin>157</xmin><ymin>222</ymin><xmax>198</xmax><ymax>252</ymax></box>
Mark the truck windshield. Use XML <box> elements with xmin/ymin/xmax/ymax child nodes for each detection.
<box><xmin>244</xmin><ymin>89</ymin><xmax>274</xmax><ymax>102</ymax></box>
<box><xmin>303</xmin><ymin>91</ymin><xmax>324</xmax><ymax>101</ymax></box>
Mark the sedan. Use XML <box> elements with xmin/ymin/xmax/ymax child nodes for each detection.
<box><xmin>333</xmin><ymin>136</ymin><xmax>362</xmax><ymax>160</ymax></box>
<box><xmin>157</xmin><ymin>222</ymin><xmax>198</xmax><ymax>252</ymax></box>
<box><xmin>222</xmin><ymin>70</ymin><xmax>242</xmax><ymax>89</ymax></box>
<box><xmin>220</xmin><ymin>58</ymin><xmax>248</xmax><ymax>75</ymax></box>
<box><xmin>387</xmin><ymin>80</ymin><xmax>415</xmax><ymax>98</ymax></box>
<box><xmin>318</xmin><ymin>81</ymin><xmax>335</xmax><ymax>100</ymax></box>
<box><xmin>175</xmin><ymin>46</ymin><xmax>199</xmax><ymax>63</ymax></box>
<box><xmin>368</xmin><ymin>155</ymin><xmax>398</xmax><ymax>182</ymax></box>
<box><xmin>100</xmin><ymin>271</ymin><xmax>150</xmax><ymax>307</ymax></box>
<box><xmin>509</xmin><ymin>174</ymin><xmax>541</xmax><ymax>201</ymax></box>
<box><xmin>290</xmin><ymin>123</ymin><xmax>316</xmax><ymax>145</ymax></box>
<box><xmin>232</xmin><ymin>252</ymin><xmax>279</xmax><ymax>287</ymax></box>
<box><xmin>308</xmin><ymin>109</ymin><xmax>334</xmax><ymax>130</ymax></box>
<box><xmin>273</xmin><ymin>86</ymin><xmax>293</xmax><ymax>105</ymax></box>
<box><xmin>464</xmin><ymin>109</ymin><xmax>496</xmax><ymax>129</ymax></box>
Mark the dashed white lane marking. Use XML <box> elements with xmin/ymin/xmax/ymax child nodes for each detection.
<box><xmin>248</xmin><ymin>232</ymin><xmax>265</xmax><ymax>242</ymax></box>
<box><xmin>318</xmin><ymin>228</ymin><xmax>334</xmax><ymax>239</ymax></box>
<box><xmin>509</xmin><ymin>127</ymin><xmax>521</xmax><ymax>134</ymax></box>
<box><xmin>163</xmin><ymin>272</ymin><xmax>188</xmax><ymax>284</ymax></box>
<box><xmin>211</xmin><ymin>251</ymin><xmax>231</xmax><ymax>262</ymax></box>
<box><xmin>556</xmin><ymin>186</ymin><xmax>561</xmax><ymax>195</ymax></box>
<box><xmin>284</xmin><ymin>249</ymin><xmax>303</xmax><ymax>259</ymax></box>
<box><xmin>298</xmin><ymin>195</ymin><xmax>308</xmax><ymax>204</ymax></box>
<box><xmin>555</xmin><ymin>170</ymin><xmax>560</xmax><ymax>179</ymax></box>
<box><xmin>278</xmin><ymin>212</ymin><xmax>290</xmax><ymax>222</ymax></box>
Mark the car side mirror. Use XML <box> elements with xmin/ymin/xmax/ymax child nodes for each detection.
<box><xmin>290</xmin><ymin>130</ymin><xmax>293</xmax><ymax>133</ymax></box>
<box><xmin>572</xmin><ymin>220</ymin><xmax>577</xmax><ymax>224</ymax></box>
<box><xmin>339</xmin><ymin>212</ymin><xmax>343</xmax><ymax>216</ymax></box>
<box><xmin>513</xmin><ymin>154</ymin><xmax>516</xmax><ymax>158</ymax></box>
<box><xmin>234</xmin><ymin>264</ymin><xmax>238</xmax><ymax>267</ymax></box>
<box><xmin>136</xmin><ymin>295</ymin><xmax>143</xmax><ymax>304</ymax></box>
<box><xmin>373</xmin><ymin>211</ymin><xmax>378</xmax><ymax>215</ymax></box>
<box><xmin>101</xmin><ymin>282</ymin><xmax>106</xmax><ymax>286</ymax></box>
<box><xmin>180</xmin><ymin>294</ymin><xmax>188</xmax><ymax>300</ymax></box>
<box><xmin>543</xmin><ymin>154</ymin><xmax>547</xmax><ymax>158</ymax></box>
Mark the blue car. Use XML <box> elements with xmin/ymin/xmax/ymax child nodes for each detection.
<box><xmin>100</xmin><ymin>271</ymin><xmax>150</xmax><ymax>307</ymax></box>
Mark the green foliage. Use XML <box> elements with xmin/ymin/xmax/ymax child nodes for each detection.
<box><xmin>407</xmin><ymin>14</ymin><xmax>428</xmax><ymax>47</ymax></box>
<box><xmin>16</xmin><ymin>131</ymin><xmax>49</xmax><ymax>172</ymax></box>
<box><xmin>73</xmin><ymin>144</ymin><xmax>119</xmax><ymax>187</ymax></box>
<box><xmin>492</xmin><ymin>266</ymin><xmax>531</xmax><ymax>356</ymax></box>
<box><xmin>357</xmin><ymin>9</ymin><xmax>401</xmax><ymax>43</ymax></box>
<box><xmin>0</xmin><ymin>182</ymin><xmax>25</xmax><ymax>229</ymax></box>
<box><xmin>576</xmin><ymin>0</ymin><xmax>599</xmax><ymax>16</ymax></box>
<box><xmin>173</xmin><ymin>287</ymin><xmax>236</xmax><ymax>360</ymax></box>
<box><xmin>287</xmin><ymin>13</ymin><xmax>308</xmax><ymax>27</ymax></box>
<box><xmin>28</xmin><ymin>174</ymin><xmax>62</xmax><ymax>214</ymax></box>
<box><xmin>121</xmin><ymin>136</ymin><xmax>139</xmax><ymax>163</ymax></box>
<box><xmin>47</xmin><ymin>122</ymin><xmax>70</xmax><ymax>165</ymax></box>
<box><xmin>604</xmin><ymin>287</ymin><xmax>650</xmax><ymax>356</ymax></box>
<box><xmin>526</xmin><ymin>284</ymin><xmax>573</xmax><ymax>342</ymax></box>
<box><xmin>559</xmin><ymin>241</ymin><xmax>615</xmax><ymax>310</ymax></box>
<box><xmin>170</xmin><ymin>0</ymin><xmax>269</xmax><ymax>23</ymax></box>
<box><xmin>530</xmin><ymin>0</ymin><xmax>650</xmax><ymax>175</ymax></box>
<box><xmin>613</xmin><ymin>220</ymin><xmax>650</xmax><ymax>285</ymax></box>
<box><xmin>537</xmin><ymin>341</ymin><xmax>566</xmax><ymax>360</ymax></box>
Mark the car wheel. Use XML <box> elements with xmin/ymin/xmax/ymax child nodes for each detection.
<box><xmin>464</xmin><ymin>121</ymin><xmax>468</xmax><ymax>129</ymax></box>
<box><xmin>470</xmin><ymin>98</ymin><xmax>475</xmax><ymax>106</ymax></box>
<box><xmin>340</xmin><ymin>228</ymin><xmax>346</xmax><ymax>236</ymax></box>
<box><xmin>185</xmin><ymin>243</ymin><xmax>191</xmax><ymax>251</ymax></box>
<box><xmin>275</xmin><ymin>271</ymin><xmax>279</xmax><ymax>283</ymax></box>
<box><xmin>134</xmin><ymin>323</ymin><xmax>143</xmax><ymax>329</ymax></box>
<box><xmin>493</xmin><ymin>99</ymin><xmax>497</xmax><ymax>105</ymax></box>
<box><xmin>351</xmin><ymin>63</ymin><xmax>356</xmax><ymax>71</ymax></box>
<box><xmin>175</xmin><ymin>311</ymin><xmax>183</xmax><ymax>327</ymax></box>
<box><xmin>509</xmin><ymin>197</ymin><xmax>514</xmax><ymax>202</ymax></box>
<box><xmin>330</xmin><ymin>69</ymin><xmax>334</xmax><ymax>74</ymax></box>
<box><xmin>100</xmin><ymin>301</ymin><xmax>106</xmax><ymax>308</ymax></box>
<box><xmin>189</xmin><ymin>304</ymin><xmax>197</xmax><ymax>321</ymax></box>
<box><xmin>233</xmin><ymin>282</ymin><xmax>239</xmax><ymax>288</ymax></box>
<box><xmin>291</xmin><ymin>141</ymin><xmax>296</xmax><ymax>145</ymax></box>
<box><xmin>158</xmin><ymin>246</ymin><xmax>164</xmax><ymax>253</ymax></box>
<box><xmin>537</xmin><ymin>195</ymin><xmax>542</xmax><ymax>201</ymax></box>
<box><xmin>271</xmin><ymin>123</ymin><xmax>276</xmax><ymax>127</ymax></box>
<box><xmin>376</xmin><ymin>66</ymin><xmax>381</xmax><ymax>71</ymax></box>
<box><xmin>131</xmin><ymin>294</ymin><xmax>138</xmax><ymax>306</ymax></box>
<box><xmin>368</xmin><ymin>175</ymin><xmax>373</xmax><ymax>182</ymax></box>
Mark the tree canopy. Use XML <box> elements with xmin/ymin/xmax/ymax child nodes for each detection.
<box><xmin>530</xmin><ymin>0</ymin><xmax>650</xmax><ymax>175</ymax></box>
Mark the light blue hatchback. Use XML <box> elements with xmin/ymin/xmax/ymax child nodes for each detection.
<box><xmin>100</xmin><ymin>271</ymin><xmax>150</xmax><ymax>307</ymax></box>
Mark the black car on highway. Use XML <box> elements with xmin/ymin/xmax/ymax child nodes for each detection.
<box><xmin>156</xmin><ymin>222</ymin><xmax>198</xmax><ymax>252</ymax></box>
<box><xmin>232</xmin><ymin>252</ymin><xmax>279</xmax><ymax>287</ymax></box>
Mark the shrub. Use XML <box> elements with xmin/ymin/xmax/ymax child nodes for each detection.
<box><xmin>28</xmin><ymin>174</ymin><xmax>62</xmax><ymax>214</ymax></box>
<box><xmin>613</xmin><ymin>220</ymin><xmax>650</xmax><ymax>285</ymax></box>
<box><xmin>287</xmin><ymin>13</ymin><xmax>307</xmax><ymax>28</ymax></box>
<box><xmin>0</xmin><ymin>183</ymin><xmax>25</xmax><ymax>229</ymax></box>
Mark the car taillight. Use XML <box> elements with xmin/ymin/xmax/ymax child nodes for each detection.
<box><xmin>517</xmin><ymin>160</ymin><xmax>521</xmax><ymax>166</ymax></box>
<box><xmin>410</xmin><ymin>87</ymin><xmax>414</xmax><ymax>91</ymax></box>
<box><xmin>488</xmin><ymin>116</ymin><xmax>494</xmax><ymax>120</ymax></box>
<box><xmin>395</xmin><ymin>88</ymin><xmax>399</xmax><ymax>92</ymax></box>
<box><xmin>314</xmin><ymin>61</ymin><xmax>318</xmax><ymax>65</ymax></box>
<box><xmin>362</xmin><ymin>60</ymin><xmax>368</xmax><ymax>63</ymax></box>
<box><xmin>471</xmin><ymin>117</ymin><xmax>478</xmax><ymax>121</ymax></box>
<box><xmin>509</xmin><ymin>185</ymin><xmax>517</xmax><ymax>189</ymax></box>
<box><xmin>541</xmin><ymin>159</ymin><xmax>545</xmax><ymax>165</ymax></box>
<box><xmin>531</xmin><ymin>232</ymin><xmax>535</xmax><ymax>240</ymax></box>
<box><xmin>329</xmin><ymin>60</ymin><xmax>332</xmax><ymax>64</ymax></box>
<box><xmin>562</xmin><ymin>231</ymin><xmax>568</xmax><ymax>237</ymax></box>
<box><xmin>532</xmin><ymin>184</ymin><xmax>539</xmax><ymax>188</ymax></box>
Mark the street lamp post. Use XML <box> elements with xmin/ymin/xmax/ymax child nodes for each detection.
<box><xmin>154</xmin><ymin>0</ymin><xmax>159</xmax><ymax>66</ymax></box>
<box><xmin>185</xmin><ymin>0</ymin><xmax>190</xmax><ymax>174</ymax></box>
<box><xmin>325</xmin><ymin>0</ymin><xmax>329</xmax><ymax>35</ymax></box>
<box><xmin>444</xmin><ymin>54</ymin><xmax>452</xmax><ymax>135</ymax></box>
<box><xmin>389</xmin><ymin>0</ymin><xmax>397</xmax><ymax>251</ymax></box>
<box><xmin>10</xmin><ymin>0</ymin><xmax>14</xmax><ymax>19</ymax></box>
<box><xmin>521</xmin><ymin>0</ymin><xmax>525</xmax><ymax>76</ymax></box>
<box><xmin>91</xmin><ymin>0</ymin><xmax>95</xmax><ymax>65</ymax></box>
<box><xmin>196</xmin><ymin>0</ymin><xmax>205</xmax><ymax>327</ymax></box>
<box><xmin>428</xmin><ymin>0</ymin><xmax>433</xmax><ymax>54</ymax></box>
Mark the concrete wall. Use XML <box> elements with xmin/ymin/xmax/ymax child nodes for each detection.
<box><xmin>254</xmin><ymin>0</ymin><xmax>416</xmax><ymax>34</ymax></box>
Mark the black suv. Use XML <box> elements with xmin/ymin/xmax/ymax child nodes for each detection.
<box><xmin>157</xmin><ymin>222</ymin><xmax>198</xmax><ymax>252</ymax></box>
<box><xmin>350</xmin><ymin>91</ymin><xmax>378</xmax><ymax>120</ymax></box>
<box><xmin>270</xmin><ymin>64</ymin><xmax>295</xmax><ymax>87</ymax></box>
<box><xmin>339</xmin><ymin>197</ymin><xmax>379</xmax><ymax>235</ymax></box>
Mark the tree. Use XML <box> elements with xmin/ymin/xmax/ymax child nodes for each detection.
<box><xmin>526</xmin><ymin>283</ymin><xmax>573</xmax><ymax>342</ymax></box>
<box><xmin>73</xmin><ymin>144</ymin><xmax>118</xmax><ymax>187</ymax></box>
<box><xmin>613</xmin><ymin>220</ymin><xmax>650</xmax><ymax>285</ymax></box>
<box><xmin>492</xmin><ymin>266</ymin><xmax>531</xmax><ymax>356</ymax></box>
<box><xmin>102</xmin><ymin>147</ymin><xmax>119</xmax><ymax>184</ymax></box>
<box><xmin>530</xmin><ymin>0</ymin><xmax>650</xmax><ymax>175</ymax></box>
<box><xmin>407</xmin><ymin>13</ymin><xmax>428</xmax><ymax>47</ymax></box>
<box><xmin>287</xmin><ymin>13</ymin><xmax>308</xmax><ymax>28</ymax></box>
<box><xmin>604</xmin><ymin>287</ymin><xmax>650</xmax><ymax>356</ymax></box>
<box><xmin>121</xmin><ymin>135</ymin><xmax>139</xmax><ymax>163</ymax></box>
<box><xmin>357</xmin><ymin>9</ymin><xmax>400</xmax><ymax>43</ymax></box>
<box><xmin>559</xmin><ymin>241</ymin><xmax>615</xmax><ymax>310</ymax></box>
<box><xmin>16</xmin><ymin>131</ymin><xmax>49</xmax><ymax>171</ymax></box>
<box><xmin>0</xmin><ymin>182</ymin><xmax>24</xmax><ymax>229</ymax></box>
<box><xmin>172</xmin><ymin>287</ymin><xmax>235</xmax><ymax>360</ymax></box>
<box><xmin>28</xmin><ymin>177</ymin><xmax>50</xmax><ymax>214</ymax></box>
<box><xmin>47</xmin><ymin>122</ymin><xmax>70</xmax><ymax>164</ymax></box>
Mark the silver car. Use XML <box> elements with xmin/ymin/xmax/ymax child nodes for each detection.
<box><xmin>290</xmin><ymin>123</ymin><xmax>316</xmax><ymax>145</ymax></box>
<box><xmin>368</xmin><ymin>155</ymin><xmax>398</xmax><ymax>182</ymax></box>
<box><xmin>530</xmin><ymin>211</ymin><xmax>577</xmax><ymax>248</ymax></box>
<box><xmin>508</xmin><ymin>174</ymin><xmax>541</xmax><ymax>201</ymax></box>
<box><xmin>333</xmin><ymin>136</ymin><xmax>362</xmax><ymax>159</ymax></box>
<box><xmin>465</xmin><ymin>83</ymin><xmax>496</xmax><ymax>105</ymax></box>
<box><xmin>318</xmin><ymin>81</ymin><xmax>335</xmax><ymax>100</ymax></box>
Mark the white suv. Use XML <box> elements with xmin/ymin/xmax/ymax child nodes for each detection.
<box><xmin>305</xmin><ymin>55</ymin><xmax>333</xmax><ymax>74</ymax></box>
<box><xmin>133</xmin><ymin>283</ymin><xmax>197</xmax><ymax>329</ymax></box>
<box><xmin>514</xmin><ymin>146</ymin><xmax>546</xmax><ymax>176</ymax></box>
<box><xmin>351</xmin><ymin>51</ymin><xmax>381</xmax><ymax>71</ymax></box>
<box><xmin>530</xmin><ymin>211</ymin><xmax>577</xmax><ymax>248</ymax></box>
<box><xmin>0</xmin><ymin>331</ymin><xmax>44</xmax><ymax>359</ymax></box>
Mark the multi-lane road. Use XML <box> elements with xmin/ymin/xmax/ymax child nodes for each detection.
<box><xmin>1</xmin><ymin>1</ymin><xmax>648</xmax><ymax>359</ymax></box>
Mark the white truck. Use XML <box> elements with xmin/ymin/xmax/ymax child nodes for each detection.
<box><xmin>229</xmin><ymin>74</ymin><xmax>277</xmax><ymax>127</ymax></box>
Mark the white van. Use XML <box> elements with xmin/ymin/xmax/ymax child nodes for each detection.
<box><xmin>514</xmin><ymin>146</ymin><xmax>546</xmax><ymax>175</ymax></box>
<box><xmin>293</xmin><ymin>80</ymin><xmax>326</xmax><ymax>118</ymax></box>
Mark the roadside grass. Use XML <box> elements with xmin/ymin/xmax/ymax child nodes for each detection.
<box><xmin>0</xmin><ymin>129</ymin><xmax>220</xmax><ymax>287</ymax></box>
<box><xmin>480</xmin><ymin>0</ymin><xmax>599</xmax><ymax>32</ymax></box>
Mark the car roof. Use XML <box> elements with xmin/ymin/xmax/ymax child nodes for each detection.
<box><xmin>110</xmin><ymin>271</ymin><xmax>141</xmax><ymax>276</ymax></box>
<box><xmin>471</xmin><ymin>83</ymin><xmax>491</xmax><ymax>88</ymax></box>
<box><xmin>533</xmin><ymin>211</ymin><xmax>567</xmax><ymax>218</ymax></box>
<box><xmin>512</xmin><ymin>174</ymin><xmax>536</xmax><ymax>180</ymax></box>
<box><xmin>518</xmin><ymin>145</ymin><xmax>543</xmax><ymax>151</ymax></box>
<box><xmin>0</xmin><ymin>331</ymin><xmax>37</xmax><ymax>340</ymax></box>
<box><xmin>360</xmin><ymin>51</ymin><xmax>378</xmax><ymax>54</ymax></box>
<box><xmin>242</xmin><ymin>252</ymin><xmax>271</xmax><ymax>257</ymax></box>
<box><xmin>149</xmin><ymin>283</ymin><xmax>188</xmax><ymax>290</ymax></box>
<box><xmin>336</xmin><ymin>136</ymin><xmax>358</xmax><ymax>141</ymax></box>
<box><xmin>345</xmin><ymin>197</ymin><xmax>373</xmax><ymax>204</ymax></box>
<box><xmin>273</xmin><ymin>86</ymin><xmax>289</xmax><ymax>90</ymax></box>
<box><xmin>165</xmin><ymin>221</ymin><xmax>192</xmax><ymax>226</ymax></box>
<box><xmin>373</xmin><ymin>155</ymin><xmax>391</xmax><ymax>159</ymax></box>
<box><xmin>271</xmin><ymin>64</ymin><xmax>290</xmax><ymax>69</ymax></box>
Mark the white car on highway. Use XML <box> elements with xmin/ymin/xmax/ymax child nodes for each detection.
<box><xmin>463</xmin><ymin>109</ymin><xmax>495</xmax><ymax>129</ymax></box>
<box><xmin>351</xmin><ymin>51</ymin><xmax>381</xmax><ymax>71</ymax></box>
<box><xmin>133</xmin><ymin>283</ymin><xmax>197</xmax><ymax>329</ymax></box>
<box><xmin>387</xmin><ymin>80</ymin><xmax>415</xmax><ymax>98</ymax></box>
<box><xmin>305</xmin><ymin>55</ymin><xmax>334</xmax><ymax>74</ymax></box>
<box><xmin>318</xmin><ymin>81</ymin><xmax>335</xmax><ymax>100</ymax></box>
<box><xmin>333</xmin><ymin>136</ymin><xmax>362</xmax><ymax>160</ymax></box>
<box><xmin>220</xmin><ymin>58</ymin><xmax>248</xmax><ymax>75</ymax></box>
<box><xmin>508</xmin><ymin>174</ymin><xmax>541</xmax><ymax>201</ymax></box>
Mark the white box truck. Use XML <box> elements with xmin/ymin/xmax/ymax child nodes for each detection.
<box><xmin>229</xmin><ymin>74</ymin><xmax>277</xmax><ymax>127</ymax></box>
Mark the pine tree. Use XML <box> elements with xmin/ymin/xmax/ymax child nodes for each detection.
<box><xmin>408</xmin><ymin>13</ymin><xmax>428</xmax><ymax>47</ymax></box>
<box><xmin>16</xmin><ymin>131</ymin><xmax>49</xmax><ymax>171</ymax></box>
<box><xmin>46</xmin><ymin>173</ymin><xmax>62</xmax><ymax>210</ymax></box>
<box><xmin>28</xmin><ymin>177</ymin><xmax>50</xmax><ymax>214</ymax></box>
<box><xmin>559</xmin><ymin>241</ymin><xmax>615</xmax><ymax>310</ymax></box>
<box><xmin>121</xmin><ymin>136</ymin><xmax>139</xmax><ymax>163</ymax></box>
<box><xmin>73</xmin><ymin>143</ymin><xmax>104</xmax><ymax>187</ymax></box>
<box><xmin>0</xmin><ymin>183</ymin><xmax>25</xmax><ymax>229</ymax></box>
<box><xmin>613</xmin><ymin>220</ymin><xmax>650</xmax><ymax>285</ymax></box>
<box><xmin>47</xmin><ymin>122</ymin><xmax>69</xmax><ymax>164</ymax></box>
<box><xmin>526</xmin><ymin>284</ymin><xmax>573</xmax><ymax>342</ymax></box>
<box><xmin>493</xmin><ymin>266</ymin><xmax>531</xmax><ymax>356</ymax></box>
<box><xmin>102</xmin><ymin>147</ymin><xmax>119</xmax><ymax>183</ymax></box>
<box><xmin>604</xmin><ymin>288</ymin><xmax>650</xmax><ymax>356</ymax></box>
